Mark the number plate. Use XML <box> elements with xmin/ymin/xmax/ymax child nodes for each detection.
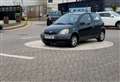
<box><xmin>44</xmin><ymin>34</ymin><xmax>55</xmax><ymax>39</ymax></box>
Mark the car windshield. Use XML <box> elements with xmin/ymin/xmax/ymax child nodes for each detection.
<box><xmin>54</xmin><ymin>14</ymin><xmax>79</xmax><ymax>25</ymax></box>
<box><xmin>112</xmin><ymin>12</ymin><xmax>120</xmax><ymax>17</ymax></box>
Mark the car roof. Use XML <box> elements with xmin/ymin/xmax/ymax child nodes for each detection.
<box><xmin>97</xmin><ymin>11</ymin><xmax>115</xmax><ymax>13</ymax></box>
<box><xmin>68</xmin><ymin>12</ymin><xmax>94</xmax><ymax>15</ymax></box>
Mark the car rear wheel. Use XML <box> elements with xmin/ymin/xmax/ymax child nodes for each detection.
<box><xmin>116</xmin><ymin>22</ymin><xmax>120</xmax><ymax>29</ymax></box>
<box><xmin>97</xmin><ymin>31</ymin><xmax>105</xmax><ymax>42</ymax></box>
<box><xmin>70</xmin><ymin>35</ymin><xmax>78</xmax><ymax>47</ymax></box>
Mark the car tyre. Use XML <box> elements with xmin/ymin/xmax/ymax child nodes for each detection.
<box><xmin>44</xmin><ymin>42</ymin><xmax>51</xmax><ymax>46</ymax></box>
<box><xmin>97</xmin><ymin>31</ymin><xmax>105</xmax><ymax>42</ymax></box>
<box><xmin>116</xmin><ymin>22</ymin><xmax>120</xmax><ymax>29</ymax></box>
<box><xmin>70</xmin><ymin>35</ymin><xmax>78</xmax><ymax>47</ymax></box>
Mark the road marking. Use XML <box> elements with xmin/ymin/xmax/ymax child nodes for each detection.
<box><xmin>8</xmin><ymin>21</ymin><xmax>32</xmax><ymax>31</ymax></box>
<box><xmin>25</xmin><ymin>40</ymin><xmax>114</xmax><ymax>51</ymax></box>
<box><xmin>20</xmin><ymin>36</ymin><xmax>39</xmax><ymax>40</ymax></box>
<box><xmin>0</xmin><ymin>53</ymin><xmax>34</xmax><ymax>60</ymax></box>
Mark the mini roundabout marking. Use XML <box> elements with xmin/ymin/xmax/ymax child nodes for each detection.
<box><xmin>24</xmin><ymin>40</ymin><xmax>114</xmax><ymax>51</ymax></box>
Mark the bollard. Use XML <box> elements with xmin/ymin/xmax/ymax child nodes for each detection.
<box><xmin>3</xmin><ymin>16</ymin><xmax>9</xmax><ymax>24</ymax></box>
<box><xmin>0</xmin><ymin>25</ymin><xmax>3</xmax><ymax>30</ymax></box>
<box><xmin>16</xmin><ymin>16</ymin><xmax>21</xmax><ymax>23</ymax></box>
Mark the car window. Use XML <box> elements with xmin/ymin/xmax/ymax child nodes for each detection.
<box><xmin>79</xmin><ymin>14</ymin><xmax>92</xmax><ymax>25</ymax></box>
<box><xmin>99</xmin><ymin>13</ymin><xmax>111</xmax><ymax>17</ymax></box>
<box><xmin>91</xmin><ymin>13</ymin><xmax>101</xmax><ymax>22</ymax></box>
<box><xmin>112</xmin><ymin>12</ymin><xmax>120</xmax><ymax>17</ymax></box>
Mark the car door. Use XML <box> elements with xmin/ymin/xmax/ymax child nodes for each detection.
<box><xmin>99</xmin><ymin>13</ymin><xmax>114</xmax><ymax>26</ymax></box>
<box><xmin>78</xmin><ymin>13</ymin><xmax>93</xmax><ymax>40</ymax></box>
<box><xmin>91</xmin><ymin>13</ymin><xmax>104</xmax><ymax>36</ymax></box>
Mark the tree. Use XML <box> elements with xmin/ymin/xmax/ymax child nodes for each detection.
<box><xmin>112</xmin><ymin>4</ymin><xmax>117</xmax><ymax>11</ymax></box>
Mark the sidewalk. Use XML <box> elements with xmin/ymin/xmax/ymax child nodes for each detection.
<box><xmin>0</xmin><ymin>20</ymin><xmax>28</xmax><ymax>30</ymax></box>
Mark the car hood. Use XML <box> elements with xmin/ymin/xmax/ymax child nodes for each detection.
<box><xmin>44</xmin><ymin>25</ymin><xmax>73</xmax><ymax>34</ymax></box>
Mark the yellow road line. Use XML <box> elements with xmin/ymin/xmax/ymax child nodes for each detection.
<box><xmin>8</xmin><ymin>21</ymin><xmax>32</xmax><ymax>31</ymax></box>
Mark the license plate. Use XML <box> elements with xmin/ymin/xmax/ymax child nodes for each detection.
<box><xmin>44</xmin><ymin>35</ymin><xmax>55</xmax><ymax>39</ymax></box>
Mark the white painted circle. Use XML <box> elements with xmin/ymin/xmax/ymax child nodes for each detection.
<box><xmin>24</xmin><ymin>40</ymin><xmax>114</xmax><ymax>51</ymax></box>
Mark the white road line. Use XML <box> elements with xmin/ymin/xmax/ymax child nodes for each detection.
<box><xmin>0</xmin><ymin>53</ymin><xmax>34</xmax><ymax>60</ymax></box>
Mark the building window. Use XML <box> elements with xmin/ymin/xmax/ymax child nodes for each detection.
<box><xmin>48</xmin><ymin>0</ymin><xmax>53</xmax><ymax>3</ymax></box>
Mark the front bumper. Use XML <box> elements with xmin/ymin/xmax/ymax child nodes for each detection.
<box><xmin>41</xmin><ymin>34</ymin><xmax>71</xmax><ymax>44</ymax></box>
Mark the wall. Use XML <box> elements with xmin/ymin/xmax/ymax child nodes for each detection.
<box><xmin>47</xmin><ymin>0</ymin><xmax>76</xmax><ymax>11</ymax></box>
<box><xmin>0</xmin><ymin>0</ymin><xmax>47</xmax><ymax>18</ymax></box>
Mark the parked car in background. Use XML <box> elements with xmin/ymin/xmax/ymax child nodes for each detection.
<box><xmin>47</xmin><ymin>11</ymin><xmax>62</xmax><ymax>26</ymax></box>
<box><xmin>41</xmin><ymin>12</ymin><xmax>105</xmax><ymax>47</ymax></box>
<box><xmin>117</xmin><ymin>11</ymin><xmax>120</xmax><ymax>15</ymax></box>
<box><xmin>98</xmin><ymin>11</ymin><xmax>120</xmax><ymax>29</ymax></box>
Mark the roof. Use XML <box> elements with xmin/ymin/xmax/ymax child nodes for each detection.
<box><xmin>97</xmin><ymin>11</ymin><xmax>116</xmax><ymax>13</ymax></box>
<box><xmin>68</xmin><ymin>12</ymin><xmax>95</xmax><ymax>15</ymax></box>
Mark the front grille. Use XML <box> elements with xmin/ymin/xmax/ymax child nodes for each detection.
<box><xmin>44</xmin><ymin>31</ymin><xmax>57</xmax><ymax>35</ymax></box>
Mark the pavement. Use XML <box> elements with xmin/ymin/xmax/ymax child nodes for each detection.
<box><xmin>0</xmin><ymin>21</ymin><xmax>120</xmax><ymax>82</ymax></box>
<box><xmin>0</xmin><ymin>20</ymin><xmax>28</xmax><ymax>30</ymax></box>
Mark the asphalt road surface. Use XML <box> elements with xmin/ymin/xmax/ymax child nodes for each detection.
<box><xmin>0</xmin><ymin>21</ymin><xmax>120</xmax><ymax>82</ymax></box>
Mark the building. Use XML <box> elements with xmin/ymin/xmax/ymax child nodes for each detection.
<box><xmin>104</xmin><ymin>0</ymin><xmax>120</xmax><ymax>7</ymax></box>
<box><xmin>104</xmin><ymin>0</ymin><xmax>120</xmax><ymax>11</ymax></box>
<box><xmin>0</xmin><ymin>0</ymin><xmax>47</xmax><ymax>18</ymax></box>
<box><xmin>47</xmin><ymin>0</ymin><xmax>77</xmax><ymax>11</ymax></box>
<box><xmin>47</xmin><ymin>0</ymin><xmax>120</xmax><ymax>12</ymax></box>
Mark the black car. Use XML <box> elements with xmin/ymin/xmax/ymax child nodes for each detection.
<box><xmin>41</xmin><ymin>12</ymin><xmax>105</xmax><ymax>47</ymax></box>
<box><xmin>47</xmin><ymin>11</ymin><xmax>62</xmax><ymax>26</ymax></box>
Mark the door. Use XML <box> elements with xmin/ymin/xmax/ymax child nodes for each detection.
<box><xmin>78</xmin><ymin>13</ymin><xmax>93</xmax><ymax>40</ymax></box>
<box><xmin>91</xmin><ymin>13</ymin><xmax>104</xmax><ymax>36</ymax></box>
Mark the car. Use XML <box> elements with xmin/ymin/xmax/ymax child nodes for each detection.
<box><xmin>0</xmin><ymin>25</ymin><xmax>3</xmax><ymax>30</ymax></box>
<box><xmin>41</xmin><ymin>12</ymin><xmax>105</xmax><ymax>47</ymax></box>
<box><xmin>117</xmin><ymin>11</ymin><xmax>120</xmax><ymax>15</ymax></box>
<box><xmin>47</xmin><ymin>11</ymin><xmax>62</xmax><ymax>26</ymax></box>
<box><xmin>97</xmin><ymin>11</ymin><xmax>120</xmax><ymax>29</ymax></box>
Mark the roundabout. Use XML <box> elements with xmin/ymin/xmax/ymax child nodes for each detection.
<box><xmin>24</xmin><ymin>40</ymin><xmax>114</xmax><ymax>51</ymax></box>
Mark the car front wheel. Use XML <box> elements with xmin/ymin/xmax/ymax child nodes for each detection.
<box><xmin>44</xmin><ymin>42</ymin><xmax>51</xmax><ymax>46</ymax></box>
<box><xmin>116</xmin><ymin>22</ymin><xmax>120</xmax><ymax>29</ymax></box>
<box><xmin>97</xmin><ymin>31</ymin><xmax>105</xmax><ymax>42</ymax></box>
<box><xmin>70</xmin><ymin>35</ymin><xmax>78</xmax><ymax>47</ymax></box>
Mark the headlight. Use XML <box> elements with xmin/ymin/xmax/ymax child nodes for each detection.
<box><xmin>59</xmin><ymin>29</ymin><xmax>69</xmax><ymax>34</ymax></box>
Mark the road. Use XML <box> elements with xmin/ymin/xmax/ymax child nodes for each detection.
<box><xmin>0</xmin><ymin>21</ymin><xmax>120</xmax><ymax>82</ymax></box>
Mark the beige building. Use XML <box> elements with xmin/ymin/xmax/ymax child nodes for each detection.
<box><xmin>0</xmin><ymin>0</ymin><xmax>47</xmax><ymax>18</ymax></box>
<box><xmin>47</xmin><ymin>0</ymin><xmax>76</xmax><ymax>11</ymax></box>
<box><xmin>22</xmin><ymin>0</ymin><xmax>47</xmax><ymax>18</ymax></box>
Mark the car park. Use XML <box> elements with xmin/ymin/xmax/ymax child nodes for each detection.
<box><xmin>98</xmin><ymin>11</ymin><xmax>120</xmax><ymax>29</ymax></box>
<box><xmin>41</xmin><ymin>12</ymin><xmax>105</xmax><ymax>47</ymax></box>
<box><xmin>47</xmin><ymin>11</ymin><xmax>62</xmax><ymax>26</ymax></box>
